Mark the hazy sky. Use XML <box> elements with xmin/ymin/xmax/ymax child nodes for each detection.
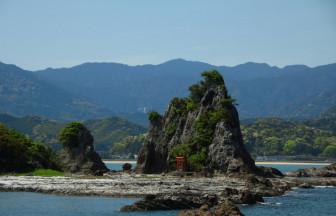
<box><xmin>0</xmin><ymin>0</ymin><xmax>335</xmax><ymax>70</ymax></box>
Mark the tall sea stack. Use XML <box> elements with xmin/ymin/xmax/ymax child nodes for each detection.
<box><xmin>137</xmin><ymin>70</ymin><xmax>259</xmax><ymax>175</ymax></box>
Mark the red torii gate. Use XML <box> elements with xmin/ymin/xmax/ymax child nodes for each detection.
<box><xmin>176</xmin><ymin>156</ymin><xmax>185</xmax><ymax>171</ymax></box>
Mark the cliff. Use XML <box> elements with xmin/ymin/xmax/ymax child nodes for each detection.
<box><xmin>137</xmin><ymin>70</ymin><xmax>260</xmax><ymax>175</ymax></box>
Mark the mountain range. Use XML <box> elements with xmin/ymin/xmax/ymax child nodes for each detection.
<box><xmin>1</xmin><ymin>59</ymin><xmax>335</xmax><ymax>123</ymax></box>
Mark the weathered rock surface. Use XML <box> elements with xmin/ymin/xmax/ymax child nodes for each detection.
<box><xmin>286</xmin><ymin>163</ymin><xmax>336</xmax><ymax>177</ymax></box>
<box><xmin>121</xmin><ymin>192</ymin><xmax>218</xmax><ymax>211</ymax></box>
<box><xmin>1</xmin><ymin>173</ymin><xmax>336</xmax><ymax>213</ymax></box>
<box><xmin>59</xmin><ymin>123</ymin><xmax>108</xmax><ymax>175</ymax></box>
<box><xmin>137</xmin><ymin>71</ymin><xmax>265</xmax><ymax>175</ymax></box>
<box><xmin>179</xmin><ymin>200</ymin><xmax>244</xmax><ymax>216</ymax></box>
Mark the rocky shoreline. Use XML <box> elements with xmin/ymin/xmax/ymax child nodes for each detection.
<box><xmin>1</xmin><ymin>171</ymin><xmax>336</xmax><ymax>211</ymax></box>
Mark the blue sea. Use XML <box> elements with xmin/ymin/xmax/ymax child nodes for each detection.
<box><xmin>0</xmin><ymin>163</ymin><xmax>334</xmax><ymax>216</ymax></box>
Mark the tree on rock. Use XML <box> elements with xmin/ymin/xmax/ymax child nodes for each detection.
<box><xmin>137</xmin><ymin>70</ymin><xmax>265</xmax><ymax>175</ymax></box>
<box><xmin>59</xmin><ymin>122</ymin><xmax>108</xmax><ymax>175</ymax></box>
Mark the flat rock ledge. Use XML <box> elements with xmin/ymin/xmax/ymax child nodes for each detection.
<box><xmin>1</xmin><ymin>173</ymin><xmax>336</xmax><ymax>215</ymax></box>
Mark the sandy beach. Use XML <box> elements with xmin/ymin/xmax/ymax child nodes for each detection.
<box><xmin>103</xmin><ymin>160</ymin><xmax>137</xmax><ymax>164</ymax></box>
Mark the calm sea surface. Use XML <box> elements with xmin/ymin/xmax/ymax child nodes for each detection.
<box><xmin>0</xmin><ymin>163</ymin><xmax>334</xmax><ymax>216</ymax></box>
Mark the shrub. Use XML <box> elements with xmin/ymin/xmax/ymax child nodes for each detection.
<box><xmin>323</xmin><ymin>145</ymin><xmax>336</xmax><ymax>158</ymax></box>
<box><xmin>122</xmin><ymin>163</ymin><xmax>132</xmax><ymax>171</ymax></box>
<box><xmin>170</xmin><ymin>98</ymin><xmax>187</xmax><ymax>115</ymax></box>
<box><xmin>189</xmin><ymin>84</ymin><xmax>204</xmax><ymax>102</ymax></box>
<box><xmin>187</xmin><ymin>148</ymin><xmax>207</xmax><ymax>172</ymax></box>
<box><xmin>59</xmin><ymin>122</ymin><xmax>86</xmax><ymax>148</ymax></box>
<box><xmin>0</xmin><ymin>124</ymin><xmax>59</xmax><ymax>173</ymax></box>
<box><xmin>186</xmin><ymin>98</ymin><xmax>198</xmax><ymax>111</ymax></box>
<box><xmin>170</xmin><ymin>143</ymin><xmax>192</xmax><ymax>158</ymax></box>
<box><xmin>165</xmin><ymin>123</ymin><xmax>177</xmax><ymax>138</ymax></box>
<box><xmin>201</xmin><ymin>70</ymin><xmax>224</xmax><ymax>87</ymax></box>
<box><xmin>148</xmin><ymin>111</ymin><xmax>161</xmax><ymax>122</ymax></box>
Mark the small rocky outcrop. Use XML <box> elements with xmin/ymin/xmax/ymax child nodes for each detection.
<box><xmin>178</xmin><ymin>200</ymin><xmax>244</xmax><ymax>216</ymax></box>
<box><xmin>286</xmin><ymin>163</ymin><xmax>336</xmax><ymax>177</ymax></box>
<box><xmin>58</xmin><ymin>122</ymin><xmax>108</xmax><ymax>175</ymax></box>
<box><xmin>219</xmin><ymin>188</ymin><xmax>264</xmax><ymax>204</ymax></box>
<box><xmin>120</xmin><ymin>192</ymin><xmax>218</xmax><ymax>212</ymax></box>
<box><xmin>137</xmin><ymin>70</ymin><xmax>275</xmax><ymax>176</ymax></box>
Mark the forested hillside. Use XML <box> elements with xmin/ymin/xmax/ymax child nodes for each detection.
<box><xmin>241</xmin><ymin>109</ymin><xmax>336</xmax><ymax>158</ymax></box>
<box><xmin>36</xmin><ymin>59</ymin><xmax>336</xmax><ymax>119</ymax></box>
<box><xmin>1</xmin><ymin>60</ymin><xmax>335</xmax><ymax>122</ymax></box>
<box><xmin>0</xmin><ymin>123</ymin><xmax>59</xmax><ymax>173</ymax></box>
<box><xmin>0</xmin><ymin>114</ymin><xmax>146</xmax><ymax>158</ymax></box>
<box><xmin>0</xmin><ymin>62</ymin><xmax>112</xmax><ymax>120</ymax></box>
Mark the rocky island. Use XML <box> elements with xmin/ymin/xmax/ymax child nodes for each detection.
<box><xmin>1</xmin><ymin>71</ymin><xmax>336</xmax><ymax>216</ymax></box>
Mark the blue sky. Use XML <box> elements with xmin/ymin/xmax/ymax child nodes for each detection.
<box><xmin>0</xmin><ymin>0</ymin><xmax>335</xmax><ymax>70</ymax></box>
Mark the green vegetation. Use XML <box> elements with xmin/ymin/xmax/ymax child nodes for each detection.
<box><xmin>0</xmin><ymin>123</ymin><xmax>59</xmax><ymax>173</ymax></box>
<box><xmin>15</xmin><ymin>169</ymin><xmax>64</xmax><ymax>177</ymax></box>
<box><xmin>170</xmin><ymin>97</ymin><xmax>188</xmax><ymax>115</ymax></box>
<box><xmin>242</xmin><ymin>118</ymin><xmax>336</xmax><ymax>158</ymax></box>
<box><xmin>167</xmin><ymin>70</ymin><xmax>235</xmax><ymax>171</ymax></box>
<box><xmin>59</xmin><ymin>122</ymin><xmax>86</xmax><ymax>148</ymax></box>
<box><xmin>148</xmin><ymin>111</ymin><xmax>161</xmax><ymax>122</ymax></box>
<box><xmin>169</xmin><ymin>143</ymin><xmax>192</xmax><ymax>169</ymax></box>
<box><xmin>110</xmin><ymin>134</ymin><xmax>145</xmax><ymax>157</ymax></box>
<box><xmin>188</xmin><ymin>70</ymin><xmax>228</xmax><ymax>104</ymax></box>
<box><xmin>322</xmin><ymin>145</ymin><xmax>336</xmax><ymax>157</ymax></box>
<box><xmin>165</xmin><ymin>122</ymin><xmax>177</xmax><ymax>138</ymax></box>
<box><xmin>0</xmin><ymin>114</ymin><xmax>147</xmax><ymax>158</ymax></box>
<box><xmin>201</xmin><ymin>70</ymin><xmax>225</xmax><ymax>87</ymax></box>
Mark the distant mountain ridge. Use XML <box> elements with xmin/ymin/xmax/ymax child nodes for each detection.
<box><xmin>0</xmin><ymin>62</ymin><xmax>112</xmax><ymax>120</ymax></box>
<box><xmin>0</xmin><ymin>59</ymin><xmax>335</xmax><ymax>121</ymax></box>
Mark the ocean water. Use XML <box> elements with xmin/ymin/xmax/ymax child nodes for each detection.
<box><xmin>0</xmin><ymin>192</ymin><xmax>178</xmax><ymax>216</ymax></box>
<box><xmin>105</xmin><ymin>162</ymin><xmax>136</xmax><ymax>171</ymax></box>
<box><xmin>257</xmin><ymin>163</ymin><xmax>325</xmax><ymax>173</ymax></box>
<box><xmin>105</xmin><ymin>162</ymin><xmax>326</xmax><ymax>173</ymax></box>
<box><xmin>0</xmin><ymin>163</ymin><xmax>334</xmax><ymax>216</ymax></box>
<box><xmin>240</xmin><ymin>187</ymin><xmax>336</xmax><ymax>216</ymax></box>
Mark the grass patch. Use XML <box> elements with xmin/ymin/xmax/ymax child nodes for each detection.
<box><xmin>12</xmin><ymin>169</ymin><xmax>65</xmax><ymax>177</ymax></box>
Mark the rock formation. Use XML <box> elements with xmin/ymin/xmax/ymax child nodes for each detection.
<box><xmin>286</xmin><ymin>163</ymin><xmax>336</xmax><ymax>177</ymax></box>
<box><xmin>120</xmin><ymin>192</ymin><xmax>218</xmax><ymax>211</ymax></box>
<box><xmin>137</xmin><ymin>70</ymin><xmax>269</xmax><ymax>175</ymax></box>
<box><xmin>58</xmin><ymin>122</ymin><xmax>108</xmax><ymax>175</ymax></box>
<box><xmin>178</xmin><ymin>200</ymin><xmax>244</xmax><ymax>216</ymax></box>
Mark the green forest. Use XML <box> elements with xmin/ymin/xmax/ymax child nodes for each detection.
<box><xmin>1</xmin><ymin>106</ymin><xmax>336</xmax><ymax>159</ymax></box>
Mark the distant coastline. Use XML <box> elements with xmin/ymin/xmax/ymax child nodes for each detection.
<box><xmin>102</xmin><ymin>160</ymin><xmax>332</xmax><ymax>166</ymax></box>
<box><xmin>255</xmin><ymin>161</ymin><xmax>331</xmax><ymax>166</ymax></box>
<box><xmin>103</xmin><ymin>160</ymin><xmax>136</xmax><ymax>164</ymax></box>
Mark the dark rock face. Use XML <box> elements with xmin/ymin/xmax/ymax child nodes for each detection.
<box><xmin>120</xmin><ymin>192</ymin><xmax>218</xmax><ymax>212</ymax></box>
<box><xmin>219</xmin><ymin>188</ymin><xmax>264</xmax><ymax>204</ymax></box>
<box><xmin>286</xmin><ymin>163</ymin><xmax>336</xmax><ymax>177</ymax></box>
<box><xmin>59</xmin><ymin>123</ymin><xmax>108</xmax><ymax>175</ymax></box>
<box><xmin>137</xmin><ymin>71</ymin><xmax>261</xmax><ymax>175</ymax></box>
<box><xmin>178</xmin><ymin>200</ymin><xmax>244</xmax><ymax>216</ymax></box>
<box><xmin>257</xmin><ymin>166</ymin><xmax>283</xmax><ymax>178</ymax></box>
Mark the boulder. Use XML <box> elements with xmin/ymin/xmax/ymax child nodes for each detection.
<box><xmin>286</xmin><ymin>163</ymin><xmax>336</xmax><ymax>177</ymax></box>
<box><xmin>120</xmin><ymin>192</ymin><xmax>218</xmax><ymax>211</ymax></box>
<box><xmin>219</xmin><ymin>188</ymin><xmax>264</xmax><ymax>204</ymax></box>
